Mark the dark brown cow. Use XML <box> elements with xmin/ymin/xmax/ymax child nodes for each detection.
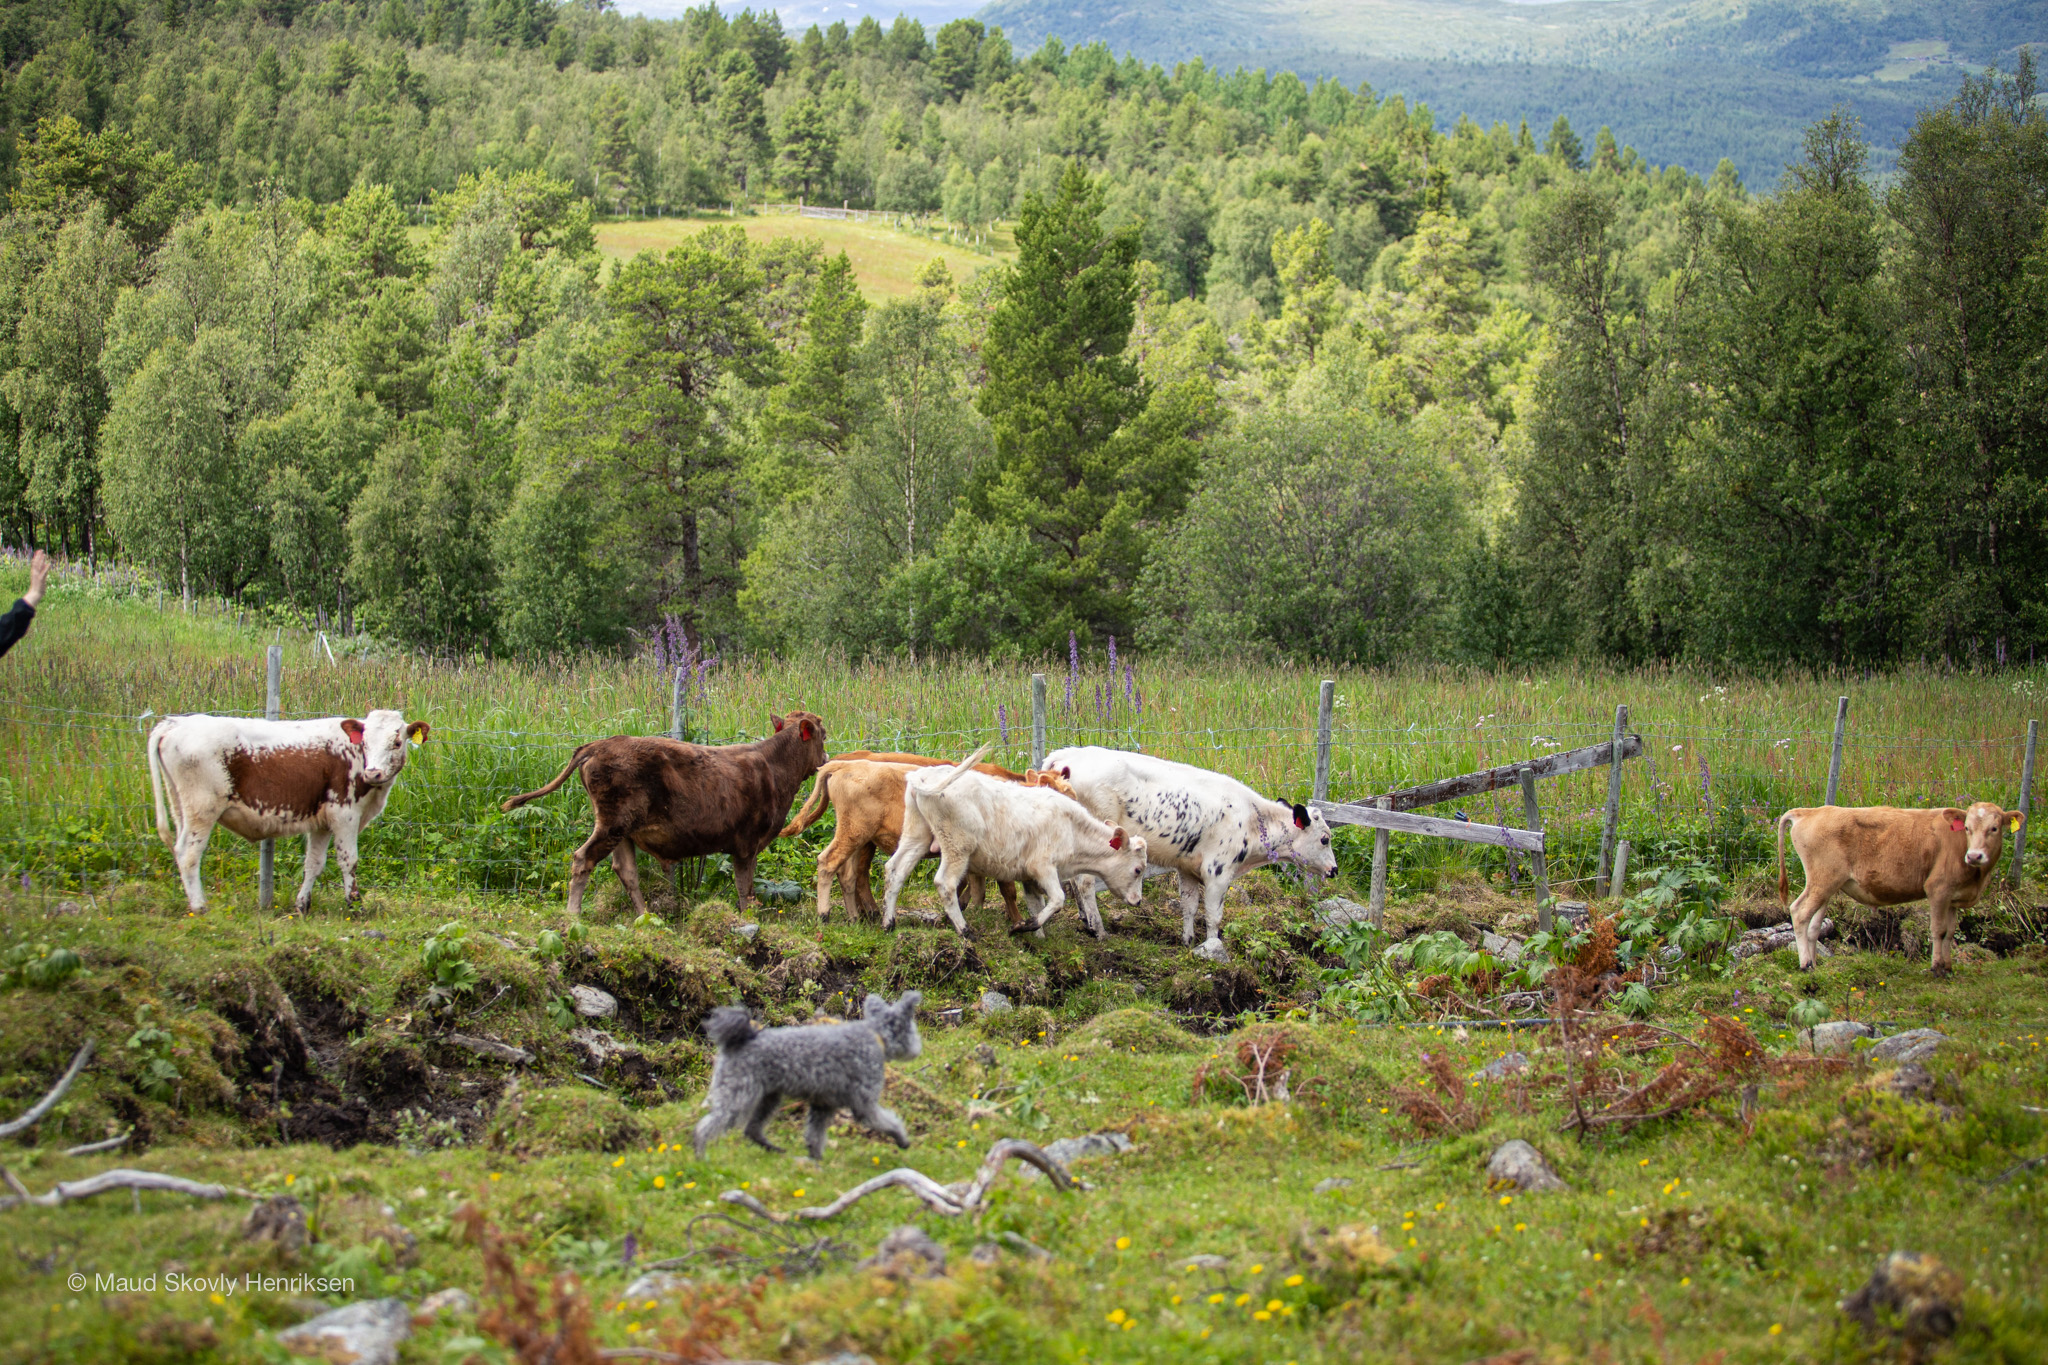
<box><xmin>1778</xmin><ymin>802</ymin><xmax>2025</xmax><ymax>975</ymax></box>
<box><xmin>502</xmin><ymin>711</ymin><xmax>828</xmax><ymax>914</ymax></box>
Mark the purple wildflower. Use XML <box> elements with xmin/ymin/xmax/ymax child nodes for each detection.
<box><xmin>998</xmin><ymin>703</ymin><xmax>1010</xmax><ymax>744</ymax></box>
<box><xmin>1095</xmin><ymin>681</ymin><xmax>1105</xmax><ymax>720</ymax></box>
<box><xmin>1107</xmin><ymin>635</ymin><xmax>1117</xmax><ymax>683</ymax></box>
<box><xmin>1066</xmin><ymin>631</ymin><xmax>1079</xmax><ymax>712</ymax></box>
<box><xmin>1123</xmin><ymin>661</ymin><xmax>1135</xmax><ymax>707</ymax></box>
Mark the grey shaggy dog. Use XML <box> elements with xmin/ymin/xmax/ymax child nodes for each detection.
<box><xmin>692</xmin><ymin>991</ymin><xmax>923</xmax><ymax>1159</ymax></box>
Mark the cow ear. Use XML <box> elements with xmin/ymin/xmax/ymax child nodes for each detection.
<box><xmin>406</xmin><ymin>721</ymin><xmax>430</xmax><ymax>743</ymax></box>
<box><xmin>771</xmin><ymin>714</ymin><xmax>785</xmax><ymax>733</ymax></box>
<box><xmin>1061</xmin><ymin>765</ymin><xmax>1071</xmax><ymax>779</ymax></box>
<box><xmin>2007</xmin><ymin>809</ymin><xmax>2028</xmax><ymax>832</ymax></box>
<box><xmin>1940</xmin><ymin>807</ymin><xmax>1966</xmax><ymax>832</ymax></box>
<box><xmin>1293</xmin><ymin>802</ymin><xmax>1311</xmax><ymax>829</ymax></box>
<box><xmin>341</xmin><ymin>719</ymin><xmax>365</xmax><ymax>745</ymax></box>
<box><xmin>799</xmin><ymin>719</ymin><xmax>813</xmax><ymax>741</ymax></box>
<box><xmin>1109</xmin><ymin>826</ymin><xmax>1126</xmax><ymax>851</ymax></box>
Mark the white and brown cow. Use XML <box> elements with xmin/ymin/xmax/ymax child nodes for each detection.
<box><xmin>1778</xmin><ymin>802</ymin><xmax>2025</xmax><ymax>974</ymax></box>
<box><xmin>148</xmin><ymin>710</ymin><xmax>429</xmax><ymax>912</ymax></box>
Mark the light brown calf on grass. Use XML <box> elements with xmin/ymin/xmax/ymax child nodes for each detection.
<box><xmin>1777</xmin><ymin>803</ymin><xmax>2025</xmax><ymax>975</ymax></box>
<box><xmin>782</xmin><ymin>756</ymin><xmax>1076</xmax><ymax>927</ymax></box>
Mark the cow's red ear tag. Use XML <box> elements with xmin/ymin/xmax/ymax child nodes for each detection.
<box><xmin>800</xmin><ymin>721</ymin><xmax>813</xmax><ymax>741</ymax></box>
<box><xmin>341</xmin><ymin>719</ymin><xmax>365</xmax><ymax>744</ymax></box>
<box><xmin>1950</xmin><ymin>818</ymin><xmax>1965</xmax><ymax>832</ymax></box>
<box><xmin>1110</xmin><ymin>831</ymin><xmax>1124</xmax><ymax>850</ymax></box>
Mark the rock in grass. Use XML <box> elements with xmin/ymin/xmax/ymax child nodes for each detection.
<box><xmin>804</xmin><ymin>1355</ymin><xmax>880</xmax><ymax>1365</ymax></box>
<box><xmin>978</xmin><ymin>990</ymin><xmax>1012</xmax><ymax>1016</ymax></box>
<box><xmin>1487</xmin><ymin>1139</ymin><xmax>1567</xmax><ymax>1192</ymax></box>
<box><xmin>414</xmin><ymin>1288</ymin><xmax>475</xmax><ymax>1322</ymax></box>
<box><xmin>1313</xmin><ymin>1176</ymin><xmax>1354</xmax><ymax>1194</ymax></box>
<box><xmin>1480</xmin><ymin>932</ymin><xmax>1525</xmax><ymax>963</ymax></box>
<box><xmin>243</xmin><ymin>1195</ymin><xmax>308</xmax><ymax>1252</ymax></box>
<box><xmin>569</xmin><ymin>985</ymin><xmax>617</xmax><ymax>1019</ymax></box>
<box><xmin>1840</xmin><ymin>1251</ymin><xmax>1964</xmax><ymax>1348</ymax></box>
<box><xmin>1472</xmin><ymin>1051</ymin><xmax>1530</xmax><ymax>1081</ymax></box>
<box><xmin>619</xmin><ymin>1271</ymin><xmax>691</xmax><ymax>1305</ymax></box>
<box><xmin>1871</xmin><ymin>1029</ymin><xmax>1948</xmax><ymax>1064</ymax></box>
<box><xmin>276</xmin><ymin>1298</ymin><xmax>411</xmax><ymax>1365</ymax></box>
<box><xmin>1315</xmin><ymin>897</ymin><xmax>1378</xmax><ymax>930</ymax></box>
<box><xmin>1795</xmin><ymin>1021</ymin><xmax>1875</xmax><ymax>1054</ymax></box>
<box><xmin>859</xmin><ymin>1225</ymin><xmax>946</xmax><ymax>1279</ymax></box>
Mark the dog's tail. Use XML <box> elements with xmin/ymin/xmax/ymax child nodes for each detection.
<box><xmin>501</xmin><ymin>743</ymin><xmax>597</xmax><ymax>813</ymax></box>
<box><xmin>782</xmin><ymin>764</ymin><xmax>838</xmax><ymax>839</ymax></box>
<box><xmin>146</xmin><ymin>722</ymin><xmax>175</xmax><ymax>850</ymax></box>
<box><xmin>1776</xmin><ymin>810</ymin><xmax>1800</xmax><ymax>907</ymax></box>
<box><xmin>922</xmin><ymin>742</ymin><xmax>993</xmax><ymax>796</ymax></box>
<box><xmin>703</xmin><ymin>1006</ymin><xmax>757</xmax><ymax>1051</ymax></box>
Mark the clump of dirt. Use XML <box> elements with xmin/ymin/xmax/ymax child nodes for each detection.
<box><xmin>1071</xmin><ymin>1008</ymin><xmax>1201</xmax><ymax>1054</ymax></box>
<box><xmin>1613</xmin><ymin>1205</ymin><xmax>1778</xmax><ymax>1274</ymax></box>
<box><xmin>1383</xmin><ymin>874</ymin><xmax>1529</xmax><ymax>943</ymax></box>
<box><xmin>489</xmin><ymin>1083</ymin><xmax>647</xmax><ymax>1156</ymax></box>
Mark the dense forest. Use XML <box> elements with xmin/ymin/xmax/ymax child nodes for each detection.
<box><xmin>0</xmin><ymin>0</ymin><xmax>2043</xmax><ymax>669</ymax></box>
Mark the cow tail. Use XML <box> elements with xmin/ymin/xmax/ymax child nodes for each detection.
<box><xmin>500</xmin><ymin>744</ymin><xmax>594</xmax><ymax>813</ymax></box>
<box><xmin>1776</xmin><ymin>811</ymin><xmax>1795</xmax><ymax>907</ymax></box>
<box><xmin>703</xmin><ymin>1006</ymin><xmax>757</xmax><ymax>1051</ymax></box>
<box><xmin>925</xmin><ymin>742</ymin><xmax>994</xmax><ymax>796</ymax></box>
<box><xmin>781</xmin><ymin>766</ymin><xmax>835</xmax><ymax>839</ymax></box>
<box><xmin>146</xmin><ymin>725</ymin><xmax>174</xmax><ymax>849</ymax></box>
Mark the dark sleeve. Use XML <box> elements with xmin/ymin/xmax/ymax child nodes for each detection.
<box><xmin>0</xmin><ymin>598</ymin><xmax>34</xmax><ymax>659</ymax></box>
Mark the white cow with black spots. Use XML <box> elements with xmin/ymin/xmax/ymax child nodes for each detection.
<box><xmin>1041</xmin><ymin>746</ymin><xmax>1339</xmax><ymax>959</ymax></box>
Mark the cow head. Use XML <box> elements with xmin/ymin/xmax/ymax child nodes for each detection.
<box><xmin>1025</xmin><ymin>768</ymin><xmax>1078</xmax><ymax>797</ymax></box>
<box><xmin>774</xmin><ymin>709</ymin><xmax>829</xmax><ymax>766</ymax></box>
<box><xmin>1952</xmin><ymin>802</ymin><xmax>2025</xmax><ymax>870</ymax></box>
<box><xmin>349</xmin><ymin>709</ymin><xmax>418</xmax><ymax>786</ymax></box>
<box><xmin>1099</xmin><ymin>826</ymin><xmax>1150</xmax><ymax>905</ymax></box>
<box><xmin>1276</xmin><ymin>799</ymin><xmax>1340</xmax><ymax>877</ymax></box>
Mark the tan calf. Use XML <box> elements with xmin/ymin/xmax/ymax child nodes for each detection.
<box><xmin>782</xmin><ymin>757</ymin><xmax>1075</xmax><ymax>926</ymax></box>
<box><xmin>1777</xmin><ymin>802</ymin><xmax>2025</xmax><ymax>974</ymax></box>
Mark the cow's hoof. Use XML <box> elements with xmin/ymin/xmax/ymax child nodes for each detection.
<box><xmin>1008</xmin><ymin>922</ymin><xmax>1043</xmax><ymax>937</ymax></box>
<box><xmin>1193</xmin><ymin>938</ymin><xmax>1231</xmax><ymax>963</ymax></box>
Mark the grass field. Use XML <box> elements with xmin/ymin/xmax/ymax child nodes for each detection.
<box><xmin>592</xmin><ymin>212</ymin><xmax>1015</xmax><ymax>299</ymax></box>
<box><xmin>2</xmin><ymin>561</ymin><xmax>2042</xmax><ymax>909</ymax></box>
<box><xmin>2</xmin><ymin>561</ymin><xmax>2047</xmax><ymax>1363</ymax></box>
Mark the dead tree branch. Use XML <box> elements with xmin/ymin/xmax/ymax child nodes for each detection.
<box><xmin>0</xmin><ymin>1168</ymin><xmax>253</xmax><ymax>1211</ymax></box>
<box><xmin>0</xmin><ymin>1040</ymin><xmax>95</xmax><ymax>1138</ymax></box>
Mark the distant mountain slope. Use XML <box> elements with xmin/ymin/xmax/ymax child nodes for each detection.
<box><xmin>975</xmin><ymin>0</ymin><xmax>2045</xmax><ymax>178</ymax></box>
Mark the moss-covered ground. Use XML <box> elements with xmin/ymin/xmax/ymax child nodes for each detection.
<box><xmin>2</xmin><ymin>863</ymin><xmax>2046</xmax><ymax>1365</ymax></box>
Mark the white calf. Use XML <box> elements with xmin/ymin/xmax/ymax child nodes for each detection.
<box><xmin>147</xmin><ymin>710</ymin><xmax>428</xmax><ymax>912</ymax></box>
<box><xmin>1043</xmin><ymin>745</ymin><xmax>1339</xmax><ymax>959</ymax></box>
<box><xmin>880</xmin><ymin>751</ymin><xmax>1149</xmax><ymax>937</ymax></box>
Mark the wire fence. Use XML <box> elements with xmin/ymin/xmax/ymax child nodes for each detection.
<box><xmin>2</xmin><ymin>683</ymin><xmax>2038</xmax><ymax>908</ymax></box>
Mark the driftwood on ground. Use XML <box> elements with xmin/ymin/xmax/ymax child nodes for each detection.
<box><xmin>0</xmin><ymin>1168</ymin><xmax>253</xmax><ymax>1211</ymax></box>
<box><xmin>0</xmin><ymin>1040</ymin><xmax>96</xmax><ymax>1139</ymax></box>
<box><xmin>717</xmin><ymin>1138</ymin><xmax>1083</xmax><ymax>1224</ymax></box>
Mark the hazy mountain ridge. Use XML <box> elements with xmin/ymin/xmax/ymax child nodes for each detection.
<box><xmin>975</xmin><ymin>0</ymin><xmax>2043</xmax><ymax>176</ymax></box>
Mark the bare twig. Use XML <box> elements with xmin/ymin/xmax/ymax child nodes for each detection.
<box><xmin>1376</xmin><ymin>1161</ymin><xmax>1421</xmax><ymax>1171</ymax></box>
<box><xmin>717</xmin><ymin>1138</ymin><xmax>1083</xmax><ymax>1224</ymax></box>
<box><xmin>444</xmin><ymin>1033</ymin><xmax>532</xmax><ymax>1064</ymax></box>
<box><xmin>61</xmin><ymin>1132</ymin><xmax>131</xmax><ymax>1157</ymax></box>
<box><xmin>1607</xmin><ymin>1021</ymin><xmax>1709</xmax><ymax>1055</ymax></box>
<box><xmin>1989</xmin><ymin>1153</ymin><xmax>2048</xmax><ymax>1185</ymax></box>
<box><xmin>0</xmin><ymin>1168</ymin><xmax>252</xmax><ymax>1211</ymax></box>
<box><xmin>0</xmin><ymin>1040</ymin><xmax>95</xmax><ymax>1138</ymax></box>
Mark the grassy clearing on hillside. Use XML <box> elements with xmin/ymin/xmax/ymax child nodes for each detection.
<box><xmin>1</xmin><ymin>865</ymin><xmax>2045</xmax><ymax>1363</ymax></box>
<box><xmin>1</xmin><ymin>565</ymin><xmax>2041</xmax><ymax>913</ymax></box>
<box><xmin>591</xmin><ymin>213</ymin><xmax>1014</xmax><ymax>299</ymax></box>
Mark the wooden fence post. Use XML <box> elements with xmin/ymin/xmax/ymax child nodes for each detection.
<box><xmin>1366</xmin><ymin>796</ymin><xmax>1391</xmax><ymax>927</ymax></box>
<box><xmin>1519</xmin><ymin>765</ymin><xmax>1550</xmax><ymax>930</ymax></box>
<box><xmin>1598</xmin><ymin>703</ymin><xmax>1627</xmax><ymax>885</ymax></box>
<box><xmin>1313</xmin><ymin>679</ymin><xmax>1335</xmax><ymax>804</ymax></box>
<box><xmin>1610</xmin><ymin>838</ymin><xmax>1631</xmax><ymax>901</ymax></box>
<box><xmin>2014</xmin><ymin>718</ymin><xmax>2038</xmax><ymax>889</ymax></box>
<box><xmin>258</xmin><ymin>643</ymin><xmax>282</xmax><ymax>914</ymax></box>
<box><xmin>1030</xmin><ymin>674</ymin><xmax>1047</xmax><ymax>771</ymax></box>
<box><xmin>671</xmin><ymin>667</ymin><xmax>686</xmax><ymax>898</ymax></box>
<box><xmin>1826</xmin><ymin>695</ymin><xmax>1849</xmax><ymax>806</ymax></box>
